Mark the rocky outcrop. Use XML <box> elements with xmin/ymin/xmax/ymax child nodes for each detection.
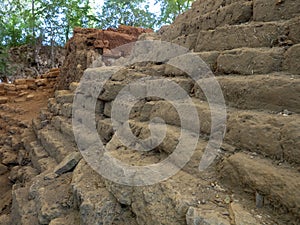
<box><xmin>5</xmin><ymin>45</ymin><xmax>65</xmax><ymax>81</ymax></box>
<box><xmin>56</xmin><ymin>26</ymin><xmax>153</xmax><ymax>90</ymax></box>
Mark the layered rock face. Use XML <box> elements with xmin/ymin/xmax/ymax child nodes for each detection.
<box><xmin>56</xmin><ymin>26</ymin><xmax>153</xmax><ymax>90</ymax></box>
<box><xmin>1</xmin><ymin>1</ymin><xmax>300</xmax><ymax>225</ymax></box>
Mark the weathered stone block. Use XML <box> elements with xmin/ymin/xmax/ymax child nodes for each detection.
<box><xmin>71</xmin><ymin>160</ymin><xmax>137</xmax><ymax>225</ymax></box>
<box><xmin>55</xmin><ymin>90</ymin><xmax>74</xmax><ymax>104</ymax></box>
<box><xmin>230</xmin><ymin>203</ymin><xmax>259</xmax><ymax>225</ymax></box>
<box><xmin>54</xmin><ymin>152</ymin><xmax>82</xmax><ymax>175</ymax></box>
<box><xmin>208</xmin><ymin>75</ymin><xmax>300</xmax><ymax>113</ymax></box>
<box><xmin>35</xmin><ymin>79</ymin><xmax>47</xmax><ymax>87</ymax></box>
<box><xmin>0</xmin><ymin>97</ymin><xmax>8</xmax><ymax>104</ymax></box>
<box><xmin>11</xmin><ymin>185</ymin><xmax>39</xmax><ymax>225</ymax></box>
<box><xmin>186</xmin><ymin>207</ymin><xmax>230</xmax><ymax>225</ymax></box>
<box><xmin>48</xmin><ymin>212</ymin><xmax>80</xmax><ymax>225</ymax></box>
<box><xmin>195</xmin><ymin>22</ymin><xmax>284</xmax><ymax>51</ymax></box>
<box><xmin>281</xmin><ymin>121</ymin><xmax>300</xmax><ymax>164</ymax></box>
<box><xmin>60</xmin><ymin>119</ymin><xmax>75</xmax><ymax>142</ymax></box>
<box><xmin>288</xmin><ymin>17</ymin><xmax>300</xmax><ymax>44</ymax></box>
<box><xmin>16</xmin><ymin>85</ymin><xmax>28</xmax><ymax>91</ymax></box>
<box><xmin>196</xmin><ymin>1</ymin><xmax>253</xmax><ymax>32</ymax></box>
<box><xmin>217</xmin><ymin>47</ymin><xmax>284</xmax><ymax>74</ymax></box>
<box><xmin>253</xmin><ymin>0</ymin><xmax>300</xmax><ymax>22</ymax></box>
<box><xmin>29</xmin><ymin>173</ymin><xmax>73</xmax><ymax>224</ymax></box>
<box><xmin>28</xmin><ymin>141</ymin><xmax>49</xmax><ymax>171</ymax></box>
<box><xmin>98</xmin><ymin>81</ymin><xmax>125</xmax><ymax>101</ymax></box>
<box><xmin>195</xmin><ymin>51</ymin><xmax>220</xmax><ymax>72</ymax></box>
<box><xmin>14</xmin><ymin>79</ymin><xmax>27</xmax><ymax>85</ymax></box>
<box><xmin>283</xmin><ymin>44</ymin><xmax>300</xmax><ymax>74</ymax></box>
<box><xmin>220</xmin><ymin>152</ymin><xmax>300</xmax><ymax>218</ymax></box>
<box><xmin>4</xmin><ymin>84</ymin><xmax>16</xmax><ymax>91</ymax></box>
<box><xmin>61</xmin><ymin>103</ymin><xmax>73</xmax><ymax>118</ymax></box>
<box><xmin>26</xmin><ymin>79</ymin><xmax>37</xmax><ymax>90</ymax></box>
<box><xmin>172</xmin><ymin>34</ymin><xmax>198</xmax><ymax>50</ymax></box>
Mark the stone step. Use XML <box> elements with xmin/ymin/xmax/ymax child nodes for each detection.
<box><xmin>32</xmin><ymin>118</ymin><xmax>44</xmax><ymax>137</ymax></box>
<box><xmin>39</xmin><ymin>107</ymin><xmax>52</xmax><ymax>122</ymax></box>
<box><xmin>103</xmin><ymin>121</ymin><xmax>214</xmax><ymax>175</ymax></box>
<box><xmin>93</xmin><ymin>134</ymin><xmax>278</xmax><ymax>225</ymax></box>
<box><xmin>283</xmin><ymin>43</ymin><xmax>300</xmax><ymax>75</ymax></box>
<box><xmin>195</xmin><ymin>74</ymin><xmax>300</xmax><ymax>113</ymax></box>
<box><xmin>253</xmin><ymin>0</ymin><xmax>300</xmax><ymax>22</ymax></box>
<box><xmin>51</xmin><ymin>116</ymin><xmax>75</xmax><ymax>143</ymax></box>
<box><xmin>48</xmin><ymin>98</ymin><xmax>61</xmax><ymax>116</ymax></box>
<box><xmin>162</xmin><ymin>0</ymin><xmax>251</xmax><ymax>41</ymax></box>
<box><xmin>219</xmin><ymin>152</ymin><xmax>300</xmax><ymax>222</ymax></box>
<box><xmin>171</xmin><ymin>0</ymin><xmax>300</xmax><ymax>45</ymax></box>
<box><xmin>72</xmin><ymin>160</ymin><xmax>138</xmax><ymax>225</ymax></box>
<box><xmin>78</xmin><ymin>64</ymin><xmax>299</xmax><ymax>113</ymax></box>
<box><xmin>37</xmin><ymin>126</ymin><xmax>78</xmax><ymax>163</ymax></box>
<box><xmin>48</xmin><ymin>96</ymin><xmax>73</xmax><ymax>119</ymax></box>
<box><xmin>190</xmin><ymin>0</ymin><xmax>249</xmax><ymax>18</ymax></box>
<box><xmin>163</xmin><ymin>0</ymin><xmax>253</xmax><ymax>43</ymax></box>
<box><xmin>28</xmin><ymin>141</ymin><xmax>57</xmax><ymax>173</ymax></box>
<box><xmin>54</xmin><ymin>90</ymin><xmax>74</xmax><ymax>104</ymax></box>
<box><xmin>11</xmin><ymin>184</ymin><xmax>39</xmax><ymax>225</ymax></box>
<box><xmin>103</xmin><ymin>98</ymin><xmax>300</xmax><ymax>165</ymax></box>
<box><xmin>59</xmin><ymin>103</ymin><xmax>72</xmax><ymax>118</ymax></box>
<box><xmin>22</xmin><ymin>128</ymin><xmax>57</xmax><ymax>173</ymax></box>
<box><xmin>29</xmin><ymin>172</ymin><xmax>74</xmax><ymax>225</ymax></box>
<box><xmin>195</xmin><ymin>16</ymin><xmax>300</xmax><ymax>52</ymax></box>
<box><xmin>216</xmin><ymin>47</ymin><xmax>284</xmax><ymax>75</ymax></box>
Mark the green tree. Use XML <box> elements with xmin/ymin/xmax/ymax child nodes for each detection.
<box><xmin>36</xmin><ymin>0</ymin><xmax>94</xmax><ymax>44</ymax></box>
<box><xmin>97</xmin><ymin>0</ymin><xmax>156</xmax><ymax>29</ymax></box>
<box><xmin>0</xmin><ymin>1</ymin><xmax>28</xmax><ymax>46</ymax></box>
<box><xmin>156</xmin><ymin>0</ymin><xmax>194</xmax><ymax>24</ymax></box>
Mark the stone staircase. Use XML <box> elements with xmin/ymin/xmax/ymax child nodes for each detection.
<box><xmin>4</xmin><ymin>0</ymin><xmax>300</xmax><ymax>224</ymax></box>
<box><xmin>158</xmin><ymin>0</ymin><xmax>300</xmax><ymax>223</ymax></box>
<box><xmin>8</xmin><ymin>87</ymin><xmax>142</xmax><ymax>225</ymax></box>
<box><xmin>9</xmin><ymin>59</ymin><xmax>299</xmax><ymax>225</ymax></box>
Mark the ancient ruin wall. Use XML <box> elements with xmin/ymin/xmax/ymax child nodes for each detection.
<box><xmin>1</xmin><ymin>1</ymin><xmax>300</xmax><ymax>225</ymax></box>
<box><xmin>56</xmin><ymin>26</ymin><xmax>153</xmax><ymax>90</ymax></box>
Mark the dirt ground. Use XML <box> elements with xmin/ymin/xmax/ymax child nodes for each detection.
<box><xmin>0</xmin><ymin>87</ymin><xmax>54</xmax><ymax>216</ymax></box>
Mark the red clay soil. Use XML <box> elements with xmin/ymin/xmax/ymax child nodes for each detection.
<box><xmin>56</xmin><ymin>26</ymin><xmax>153</xmax><ymax>90</ymax></box>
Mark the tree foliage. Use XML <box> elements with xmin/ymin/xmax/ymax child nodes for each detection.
<box><xmin>97</xmin><ymin>0</ymin><xmax>156</xmax><ymax>29</ymax></box>
<box><xmin>0</xmin><ymin>0</ymin><xmax>194</xmax><ymax>48</ymax></box>
<box><xmin>0</xmin><ymin>0</ymin><xmax>194</xmax><ymax>80</ymax></box>
<box><xmin>156</xmin><ymin>0</ymin><xmax>194</xmax><ymax>24</ymax></box>
<box><xmin>0</xmin><ymin>0</ymin><xmax>93</xmax><ymax>47</ymax></box>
